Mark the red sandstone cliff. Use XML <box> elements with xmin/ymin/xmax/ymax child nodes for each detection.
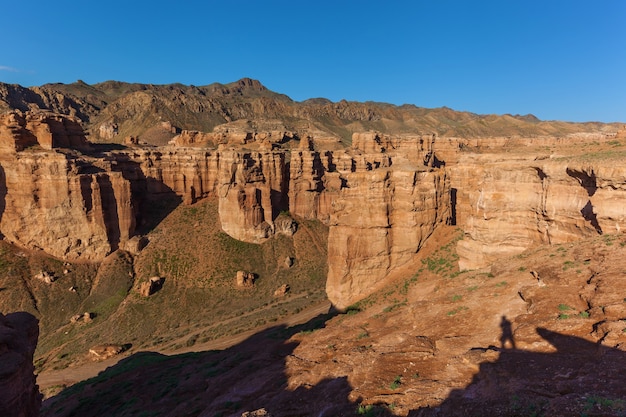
<box><xmin>1</xmin><ymin>110</ymin><xmax>625</xmax><ymax>309</ymax></box>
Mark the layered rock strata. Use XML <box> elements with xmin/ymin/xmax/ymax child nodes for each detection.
<box><xmin>0</xmin><ymin>150</ymin><xmax>134</xmax><ymax>261</ymax></box>
<box><xmin>452</xmin><ymin>155</ymin><xmax>626</xmax><ymax>270</ymax></box>
<box><xmin>2</xmin><ymin>111</ymin><xmax>625</xmax><ymax>309</ymax></box>
<box><xmin>0</xmin><ymin>111</ymin><xmax>91</xmax><ymax>152</ymax></box>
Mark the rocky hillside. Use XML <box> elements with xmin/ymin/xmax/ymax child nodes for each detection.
<box><xmin>0</xmin><ymin>80</ymin><xmax>625</xmax><ymax>416</ymax></box>
<box><xmin>0</xmin><ymin>79</ymin><xmax>619</xmax><ymax>145</ymax></box>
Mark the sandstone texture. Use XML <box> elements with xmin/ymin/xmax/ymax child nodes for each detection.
<box><xmin>0</xmin><ymin>312</ymin><xmax>40</xmax><ymax>417</ymax></box>
<box><xmin>450</xmin><ymin>146</ymin><xmax>626</xmax><ymax>269</ymax></box>
<box><xmin>1</xmin><ymin>108</ymin><xmax>625</xmax><ymax>309</ymax></box>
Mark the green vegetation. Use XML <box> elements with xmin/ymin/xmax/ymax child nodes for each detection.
<box><xmin>419</xmin><ymin>230</ymin><xmax>463</xmax><ymax>278</ymax></box>
<box><xmin>581</xmin><ymin>396</ymin><xmax>626</xmax><ymax>417</ymax></box>
<box><xmin>389</xmin><ymin>375</ymin><xmax>403</xmax><ymax>390</ymax></box>
<box><xmin>447</xmin><ymin>306</ymin><xmax>469</xmax><ymax>316</ymax></box>
<box><xmin>356</xmin><ymin>404</ymin><xmax>387</xmax><ymax>417</ymax></box>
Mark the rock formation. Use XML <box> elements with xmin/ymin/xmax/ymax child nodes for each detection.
<box><xmin>0</xmin><ymin>312</ymin><xmax>41</xmax><ymax>417</ymax></box>
<box><xmin>451</xmin><ymin>154</ymin><xmax>626</xmax><ymax>270</ymax></box>
<box><xmin>1</xmin><ymin>105</ymin><xmax>625</xmax><ymax>309</ymax></box>
<box><xmin>0</xmin><ymin>111</ymin><xmax>91</xmax><ymax>152</ymax></box>
<box><xmin>139</xmin><ymin>277</ymin><xmax>164</xmax><ymax>297</ymax></box>
<box><xmin>236</xmin><ymin>271</ymin><xmax>256</xmax><ymax>289</ymax></box>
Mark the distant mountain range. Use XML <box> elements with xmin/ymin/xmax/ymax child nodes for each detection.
<box><xmin>0</xmin><ymin>78</ymin><xmax>619</xmax><ymax>145</ymax></box>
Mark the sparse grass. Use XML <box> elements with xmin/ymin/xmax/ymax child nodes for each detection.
<box><xmin>447</xmin><ymin>306</ymin><xmax>469</xmax><ymax>316</ymax></box>
<box><xmin>382</xmin><ymin>301</ymin><xmax>407</xmax><ymax>313</ymax></box>
<box><xmin>563</xmin><ymin>260</ymin><xmax>575</xmax><ymax>271</ymax></box>
<box><xmin>419</xmin><ymin>230</ymin><xmax>463</xmax><ymax>278</ymax></box>
<box><xmin>389</xmin><ymin>375</ymin><xmax>402</xmax><ymax>390</ymax></box>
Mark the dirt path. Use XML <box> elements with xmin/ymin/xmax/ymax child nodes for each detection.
<box><xmin>37</xmin><ymin>300</ymin><xmax>331</xmax><ymax>392</ymax></box>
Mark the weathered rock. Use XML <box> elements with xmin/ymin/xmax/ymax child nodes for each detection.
<box><xmin>236</xmin><ymin>271</ymin><xmax>256</xmax><ymax>289</ymax></box>
<box><xmin>217</xmin><ymin>150</ymin><xmax>289</xmax><ymax>243</ymax></box>
<box><xmin>0</xmin><ymin>312</ymin><xmax>41</xmax><ymax>417</ymax></box>
<box><xmin>139</xmin><ymin>276</ymin><xmax>164</xmax><ymax>297</ymax></box>
<box><xmin>0</xmin><ymin>111</ymin><xmax>91</xmax><ymax>152</ymax></box>
<box><xmin>451</xmin><ymin>154</ymin><xmax>626</xmax><ymax>269</ymax></box>
<box><xmin>241</xmin><ymin>409</ymin><xmax>273</xmax><ymax>417</ymax></box>
<box><xmin>121</xmin><ymin>235</ymin><xmax>148</xmax><ymax>254</ymax></box>
<box><xmin>273</xmin><ymin>284</ymin><xmax>290</xmax><ymax>297</ymax></box>
<box><xmin>0</xmin><ymin>149</ymin><xmax>136</xmax><ymax>261</ymax></box>
<box><xmin>34</xmin><ymin>270</ymin><xmax>56</xmax><ymax>284</ymax></box>
<box><xmin>98</xmin><ymin>122</ymin><xmax>118</xmax><ymax>140</ymax></box>
<box><xmin>83</xmin><ymin>312</ymin><xmax>93</xmax><ymax>323</ymax></box>
<box><xmin>326</xmin><ymin>168</ymin><xmax>450</xmax><ymax>309</ymax></box>
<box><xmin>88</xmin><ymin>344</ymin><xmax>125</xmax><ymax>361</ymax></box>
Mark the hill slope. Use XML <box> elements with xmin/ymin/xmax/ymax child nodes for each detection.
<box><xmin>0</xmin><ymin>78</ymin><xmax>619</xmax><ymax>145</ymax></box>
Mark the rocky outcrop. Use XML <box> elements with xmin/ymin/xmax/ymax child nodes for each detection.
<box><xmin>236</xmin><ymin>271</ymin><xmax>256</xmax><ymax>289</ymax></box>
<box><xmin>0</xmin><ymin>111</ymin><xmax>91</xmax><ymax>152</ymax></box>
<box><xmin>0</xmin><ymin>312</ymin><xmax>41</xmax><ymax>417</ymax></box>
<box><xmin>288</xmin><ymin>132</ymin><xmax>452</xmax><ymax>309</ymax></box>
<box><xmin>326</xmin><ymin>168</ymin><xmax>450</xmax><ymax>309</ymax></box>
<box><xmin>2</xmin><ymin>107</ymin><xmax>625</xmax><ymax>310</ymax></box>
<box><xmin>0</xmin><ymin>150</ymin><xmax>135</xmax><ymax>261</ymax></box>
<box><xmin>139</xmin><ymin>277</ymin><xmax>164</xmax><ymax>297</ymax></box>
<box><xmin>452</xmin><ymin>154</ymin><xmax>626</xmax><ymax>270</ymax></box>
<box><xmin>217</xmin><ymin>150</ymin><xmax>289</xmax><ymax>243</ymax></box>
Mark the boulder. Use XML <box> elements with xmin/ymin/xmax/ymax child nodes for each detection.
<box><xmin>139</xmin><ymin>277</ymin><xmax>164</xmax><ymax>297</ymax></box>
<box><xmin>88</xmin><ymin>344</ymin><xmax>125</xmax><ymax>361</ymax></box>
<box><xmin>273</xmin><ymin>284</ymin><xmax>290</xmax><ymax>297</ymax></box>
<box><xmin>236</xmin><ymin>271</ymin><xmax>256</xmax><ymax>289</ymax></box>
<box><xmin>34</xmin><ymin>270</ymin><xmax>56</xmax><ymax>284</ymax></box>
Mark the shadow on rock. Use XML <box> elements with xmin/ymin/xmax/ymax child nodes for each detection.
<box><xmin>410</xmin><ymin>327</ymin><xmax>626</xmax><ymax>417</ymax></box>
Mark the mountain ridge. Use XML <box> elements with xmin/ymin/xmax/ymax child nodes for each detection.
<box><xmin>0</xmin><ymin>78</ymin><xmax>620</xmax><ymax>145</ymax></box>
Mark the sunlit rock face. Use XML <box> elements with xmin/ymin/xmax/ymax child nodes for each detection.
<box><xmin>2</xmin><ymin>109</ymin><xmax>625</xmax><ymax>310</ymax></box>
<box><xmin>452</xmin><ymin>154</ymin><xmax>626</xmax><ymax>270</ymax></box>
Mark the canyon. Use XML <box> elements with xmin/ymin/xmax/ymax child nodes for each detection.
<box><xmin>1</xmin><ymin>109</ymin><xmax>623</xmax><ymax>308</ymax></box>
<box><xmin>0</xmin><ymin>79</ymin><xmax>625</xmax><ymax>416</ymax></box>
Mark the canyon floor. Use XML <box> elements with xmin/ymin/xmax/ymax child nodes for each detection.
<box><xmin>36</xmin><ymin>224</ymin><xmax>626</xmax><ymax>417</ymax></box>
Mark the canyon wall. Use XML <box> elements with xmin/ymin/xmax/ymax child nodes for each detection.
<box><xmin>451</xmin><ymin>153</ymin><xmax>626</xmax><ymax>270</ymax></box>
<box><xmin>0</xmin><ymin>151</ymin><xmax>134</xmax><ymax>261</ymax></box>
<box><xmin>2</xmin><ymin>111</ymin><xmax>625</xmax><ymax>308</ymax></box>
<box><xmin>0</xmin><ymin>312</ymin><xmax>41</xmax><ymax>417</ymax></box>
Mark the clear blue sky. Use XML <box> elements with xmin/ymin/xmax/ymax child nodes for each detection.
<box><xmin>1</xmin><ymin>1</ymin><xmax>624</xmax><ymax>122</ymax></box>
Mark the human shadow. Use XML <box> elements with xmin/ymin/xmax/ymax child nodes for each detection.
<box><xmin>499</xmin><ymin>315</ymin><xmax>516</xmax><ymax>350</ymax></box>
<box><xmin>410</xmin><ymin>327</ymin><xmax>626</xmax><ymax>417</ymax></box>
<box><xmin>40</xmin><ymin>310</ymin><xmax>394</xmax><ymax>417</ymax></box>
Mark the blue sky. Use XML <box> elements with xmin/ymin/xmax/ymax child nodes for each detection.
<box><xmin>1</xmin><ymin>1</ymin><xmax>624</xmax><ymax>122</ymax></box>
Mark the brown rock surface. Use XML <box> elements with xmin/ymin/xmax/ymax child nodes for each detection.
<box><xmin>452</xmin><ymin>153</ymin><xmax>626</xmax><ymax>270</ymax></box>
<box><xmin>0</xmin><ymin>312</ymin><xmax>40</xmax><ymax>417</ymax></box>
<box><xmin>217</xmin><ymin>150</ymin><xmax>289</xmax><ymax>243</ymax></box>
<box><xmin>236</xmin><ymin>271</ymin><xmax>256</xmax><ymax>289</ymax></box>
<box><xmin>88</xmin><ymin>344</ymin><xmax>125</xmax><ymax>361</ymax></box>
<box><xmin>0</xmin><ymin>111</ymin><xmax>91</xmax><ymax>152</ymax></box>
